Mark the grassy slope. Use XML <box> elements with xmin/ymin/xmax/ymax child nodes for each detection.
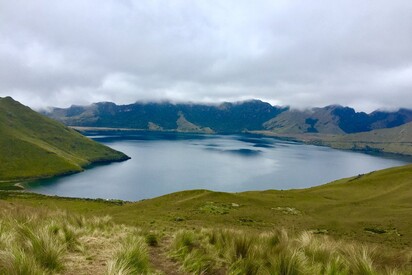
<box><xmin>263</xmin><ymin>108</ymin><xmax>344</xmax><ymax>134</ymax></box>
<box><xmin>318</xmin><ymin>122</ymin><xmax>412</xmax><ymax>155</ymax></box>
<box><xmin>2</xmin><ymin>164</ymin><xmax>411</xmax><ymax>250</ymax></box>
<box><xmin>0</xmin><ymin>97</ymin><xmax>129</xmax><ymax>181</ymax></box>
<box><xmin>2</xmin><ymin>202</ymin><xmax>409</xmax><ymax>274</ymax></box>
<box><xmin>254</xmin><ymin>121</ymin><xmax>412</xmax><ymax>156</ymax></box>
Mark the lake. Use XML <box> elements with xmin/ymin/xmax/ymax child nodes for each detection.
<box><xmin>27</xmin><ymin>132</ymin><xmax>410</xmax><ymax>201</ymax></box>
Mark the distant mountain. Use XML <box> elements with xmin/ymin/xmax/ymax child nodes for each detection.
<box><xmin>263</xmin><ymin>106</ymin><xmax>344</xmax><ymax>134</ymax></box>
<box><xmin>316</xmin><ymin>121</ymin><xmax>412</xmax><ymax>156</ymax></box>
<box><xmin>45</xmin><ymin>100</ymin><xmax>287</xmax><ymax>133</ymax></box>
<box><xmin>264</xmin><ymin>105</ymin><xmax>412</xmax><ymax>134</ymax></box>
<box><xmin>0</xmin><ymin>97</ymin><xmax>129</xmax><ymax>181</ymax></box>
<box><xmin>44</xmin><ymin>100</ymin><xmax>412</xmax><ymax>134</ymax></box>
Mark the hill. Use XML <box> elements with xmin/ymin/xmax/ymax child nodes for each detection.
<box><xmin>258</xmin><ymin>121</ymin><xmax>412</xmax><ymax>156</ymax></box>
<box><xmin>1</xmin><ymin>164</ymin><xmax>411</xmax><ymax>273</ymax></box>
<box><xmin>315</xmin><ymin>122</ymin><xmax>412</xmax><ymax>155</ymax></box>
<box><xmin>44</xmin><ymin>100</ymin><xmax>412</xmax><ymax>134</ymax></box>
<box><xmin>0</xmin><ymin>97</ymin><xmax>129</xmax><ymax>182</ymax></box>
<box><xmin>264</xmin><ymin>105</ymin><xmax>412</xmax><ymax>134</ymax></box>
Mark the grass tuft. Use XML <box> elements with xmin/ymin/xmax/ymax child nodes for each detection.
<box><xmin>145</xmin><ymin>233</ymin><xmax>158</xmax><ymax>247</ymax></box>
<box><xmin>17</xmin><ymin>224</ymin><xmax>65</xmax><ymax>271</ymax></box>
<box><xmin>106</xmin><ymin>236</ymin><xmax>149</xmax><ymax>275</ymax></box>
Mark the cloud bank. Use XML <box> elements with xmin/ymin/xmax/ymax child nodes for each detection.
<box><xmin>1</xmin><ymin>0</ymin><xmax>411</xmax><ymax>112</ymax></box>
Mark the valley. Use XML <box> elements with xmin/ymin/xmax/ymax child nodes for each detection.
<box><xmin>1</xmin><ymin>97</ymin><xmax>411</xmax><ymax>274</ymax></box>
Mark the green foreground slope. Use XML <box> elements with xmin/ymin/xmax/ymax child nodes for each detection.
<box><xmin>3</xmin><ymin>164</ymin><xmax>411</xmax><ymax>250</ymax></box>
<box><xmin>107</xmin><ymin>164</ymin><xmax>412</xmax><ymax>248</ymax></box>
<box><xmin>0</xmin><ymin>97</ymin><xmax>129</xmax><ymax>181</ymax></box>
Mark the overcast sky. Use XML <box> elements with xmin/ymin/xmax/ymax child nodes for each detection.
<box><xmin>1</xmin><ymin>0</ymin><xmax>411</xmax><ymax>112</ymax></box>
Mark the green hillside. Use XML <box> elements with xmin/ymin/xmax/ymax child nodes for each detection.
<box><xmin>0</xmin><ymin>97</ymin><xmax>129</xmax><ymax>182</ymax></box>
<box><xmin>4</xmin><ymin>164</ymin><xmax>411</xmax><ymax>250</ymax></box>
<box><xmin>254</xmin><ymin>121</ymin><xmax>412</xmax><ymax>156</ymax></box>
<box><xmin>103</xmin><ymin>164</ymin><xmax>412</xmax><ymax>249</ymax></box>
<box><xmin>317</xmin><ymin>122</ymin><xmax>412</xmax><ymax>155</ymax></box>
<box><xmin>1</xmin><ymin>164</ymin><xmax>411</xmax><ymax>273</ymax></box>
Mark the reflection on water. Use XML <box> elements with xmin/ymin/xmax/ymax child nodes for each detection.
<box><xmin>27</xmin><ymin>132</ymin><xmax>410</xmax><ymax>201</ymax></box>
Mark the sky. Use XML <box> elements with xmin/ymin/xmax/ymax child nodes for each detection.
<box><xmin>0</xmin><ymin>0</ymin><xmax>411</xmax><ymax>112</ymax></box>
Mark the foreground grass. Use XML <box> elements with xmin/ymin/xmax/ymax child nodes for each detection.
<box><xmin>0</xmin><ymin>202</ymin><xmax>151</xmax><ymax>274</ymax></box>
<box><xmin>170</xmin><ymin>228</ymin><xmax>412</xmax><ymax>274</ymax></box>
<box><xmin>1</xmin><ymin>200</ymin><xmax>410</xmax><ymax>274</ymax></box>
<box><xmin>0</xmin><ymin>164</ymin><xmax>411</xmax><ymax>273</ymax></box>
<box><xmin>1</xmin><ymin>165</ymin><xmax>411</xmax><ymax>251</ymax></box>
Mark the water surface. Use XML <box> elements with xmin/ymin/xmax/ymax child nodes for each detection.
<box><xmin>27</xmin><ymin>132</ymin><xmax>410</xmax><ymax>201</ymax></box>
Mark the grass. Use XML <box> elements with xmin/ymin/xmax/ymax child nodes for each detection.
<box><xmin>0</xmin><ymin>96</ymin><xmax>129</xmax><ymax>181</ymax></box>
<box><xmin>106</xmin><ymin>235</ymin><xmax>149</xmax><ymax>275</ymax></box>
<box><xmin>169</xmin><ymin>228</ymin><xmax>412</xmax><ymax>274</ymax></box>
<box><xmin>145</xmin><ymin>233</ymin><xmax>159</xmax><ymax>247</ymax></box>
<box><xmin>0</xmin><ymin>184</ymin><xmax>411</xmax><ymax>273</ymax></box>
<box><xmin>0</xmin><ymin>202</ymin><xmax>150</xmax><ymax>274</ymax></box>
<box><xmin>1</xmin><ymin>164</ymin><xmax>411</xmax><ymax>252</ymax></box>
<box><xmin>0</xmin><ymin>161</ymin><xmax>411</xmax><ymax>273</ymax></box>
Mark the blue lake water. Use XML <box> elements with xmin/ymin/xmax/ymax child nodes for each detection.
<box><xmin>27</xmin><ymin>132</ymin><xmax>410</xmax><ymax>201</ymax></box>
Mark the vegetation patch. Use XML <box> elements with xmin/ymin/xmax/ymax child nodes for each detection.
<box><xmin>309</xmin><ymin>229</ymin><xmax>329</xmax><ymax>234</ymax></box>
<box><xmin>272</xmin><ymin>206</ymin><xmax>302</xmax><ymax>215</ymax></box>
<box><xmin>238</xmin><ymin>217</ymin><xmax>256</xmax><ymax>223</ymax></box>
<box><xmin>364</xmin><ymin>227</ymin><xmax>387</xmax><ymax>234</ymax></box>
<box><xmin>145</xmin><ymin>233</ymin><xmax>159</xmax><ymax>247</ymax></box>
<box><xmin>199</xmin><ymin>201</ymin><xmax>239</xmax><ymax>215</ymax></box>
<box><xmin>174</xmin><ymin>216</ymin><xmax>186</xmax><ymax>222</ymax></box>
<box><xmin>364</xmin><ymin>227</ymin><xmax>401</xmax><ymax>236</ymax></box>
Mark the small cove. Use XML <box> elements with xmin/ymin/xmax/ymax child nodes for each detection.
<box><xmin>27</xmin><ymin>132</ymin><xmax>411</xmax><ymax>201</ymax></box>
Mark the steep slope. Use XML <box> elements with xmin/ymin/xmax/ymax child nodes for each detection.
<box><xmin>263</xmin><ymin>106</ymin><xmax>344</xmax><ymax>134</ymax></box>
<box><xmin>0</xmin><ymin>97</ymin><xmax>129</xmax><ymax>181</ymax></box>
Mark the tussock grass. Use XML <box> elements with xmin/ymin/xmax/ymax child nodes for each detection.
<box><xmin>170</xmin><ymin>229</ymin><xmax>221</xmax><ymax>274</ymax></box>
<box><xmin>17</xmin><ymin>224</ymin><xmax>65</xmax><ymax>271</ymax></box>
<box><xmin>0</xmin><ymin>203</ymin><xmax>149</xmax><ymax>274</ymax></box>
<box><xmin>145</xmin><ymin>233</ymin><xmax>159</xmax><ymax>247</ymax></box>
<box><xmin>106</xmin><ymin>236</ymin><xmax>149</xmax><ymax>275</ymax></box>
<box><xmin>169</xmin><ymin>228</ymin><xmax>412</xmax><ymax>275</ymax></box>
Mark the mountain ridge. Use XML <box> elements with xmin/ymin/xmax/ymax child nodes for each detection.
<box><xmin>44</xmin><ymin>99</ymin><xmax>412</xmax><ymax>135</ymax></box>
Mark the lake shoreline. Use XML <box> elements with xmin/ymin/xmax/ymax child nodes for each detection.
<box><xmin>25</xmin><ymin>132</ymin><xmax>410</xmax><ymax>201</ymax></box>
<box><xmin>72</xmin><ymin>126</ymin><xmax>412</xmax><ymax>157</ymax></box>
